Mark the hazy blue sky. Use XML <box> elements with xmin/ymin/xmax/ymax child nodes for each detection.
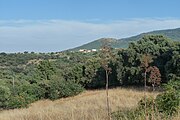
<box><xmin>0</xmin><ymin>0</ymin><xmax>180</xmax><ymax>52</ymax></box>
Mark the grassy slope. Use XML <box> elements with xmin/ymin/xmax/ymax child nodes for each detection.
<box><xmin>68</xmin><ymin>38</ymin><xmax>128</xmax><ymax>51</ymax></box>
<box><xmin>0</xmin><ymin>88</ymin><xmax>158</xmax><ymax>120</ymax></box>
<box><xmin>69</xmin><ymin>28</ymin><xmax>180</xmax><ymax>51</ymax></box>
<box><xmin>121</xmin><ymin>27</ymin><xmax>180</xmax><ymax>42</ymax></box>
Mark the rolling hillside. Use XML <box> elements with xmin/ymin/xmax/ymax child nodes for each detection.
<box><xmin>69</xmin><ymin>28</ymin><xmax>180</xmax><ymax>51</ymax></box>
<box><xmin>68</xmin><ymin>38</ymin><xmax>129</xmax><ymax>51</ymax></box>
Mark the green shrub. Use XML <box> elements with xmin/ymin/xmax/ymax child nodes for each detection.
<box><xmin>156</xmin><ymin>80</ymin><xmax>180</xmax><ymax>116</ymax></box>
<box><xmin>8</xmin><ymin>95</ymin><xmax>26</xmax><ymax>109</ymax></box>
<box><xmin>112</xmin><ymin>80</ymin><xmax>180</xmax><ymax>120</ymax></box>
<box><xmin>48</xmin><ymin>79</ymin><xmax>84</xmax><ymax>100</ymax></box>
<box><xmin>0</xmin><ymin>85</ymin><xmax>11</xmax><ymax>109</ymax></box>
<box><xmin>21</xmin><ymin>83</ymin><xmax>46</xmax><ymax>101</ymax></box>
<box><xmin>1</xmin><ymin>83</ymin><xmax>46</xmax><ymax>109</ymax></box>
<box><xmin>112</xmin><ymin>96</ymin><xmax>158</xmax><ymax>120</ymax></box>
<box><xmin>112</xmin><ymin>108</ymin><xmax>143</xmax><ymax>120</ymax></box>
<box><xmin>8</xmin><ymin>92</ymin><xmax>32</xmax><ymax>109</ymax></box>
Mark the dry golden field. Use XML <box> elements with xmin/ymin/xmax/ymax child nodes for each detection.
<box><xmin>0</xmin><ymin>88</ymin><xmax>179</xmax><ymax>120</ymax></box>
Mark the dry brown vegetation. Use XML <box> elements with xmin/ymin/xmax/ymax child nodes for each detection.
<box><xmin>0</xmin><ymin>88</ymin><xmax>178</xmax><ymax>120</ymax></box>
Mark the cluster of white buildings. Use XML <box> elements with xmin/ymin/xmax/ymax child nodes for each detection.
<box><xmin>78</xmin><ymin>49</ymin><xmax>97</xmax><ymax>53</ymax></box>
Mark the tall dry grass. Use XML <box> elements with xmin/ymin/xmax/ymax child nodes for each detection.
<box><xmin>0</xmin><ymin>87</ymin><xmax>178</xmax><ymax>120</ymax></box>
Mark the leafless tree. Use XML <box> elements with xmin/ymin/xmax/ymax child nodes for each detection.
<box><xmin>100</xmin><ymin>39</ymin><xmax>114</xmax><ymax>120</ymax></box>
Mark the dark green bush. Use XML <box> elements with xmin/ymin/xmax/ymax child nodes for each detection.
<box><xmin>112</xmin><ymin>80</ymin><xmax>180</xmax><ymax>120</ymax></box>
<box><xmin>8</xmin><ymin>92</ymin><xmax>33</xmax><ymax>109</ymax></box>
<box><xmin>48</xmin><ymin>79</ymin><xmax>84</xmax><ymax>100</ymax></box>
<box><xmin>112</xmin><ymin>96</ymin><xmax>158</xmax><ymax>120</ymax></box>
<box><xmin>0</xmin><ymin>83</ymin><xmax>46</xmax><ymax>109</ymax></box>
<box><xmin>20</xmin><ymin>83</ymin><xmax>46</xmax><ymax>101</ymax></box>
<box><xmin>156</xmin><ymin>80</ymin><xmax>180</xmax><ymax>116</ymax></box>
<box><xmin>0</xmin><ymin>85</ymin><xmax>11</xmax><ymax>109</ymax></box>
<box><xmin>112</xmin><ymin>108</ymin><xmax>144</xmax><ymax>120</ymax></box>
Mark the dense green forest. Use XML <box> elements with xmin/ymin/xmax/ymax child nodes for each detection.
<box><xmin>0</xmin><ymin>35</ymin><xmax>179</xmax><ymax>114</ymax></box>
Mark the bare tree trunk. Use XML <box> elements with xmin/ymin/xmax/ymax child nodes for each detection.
<box><xmin>12</xmin><ymin>74</ymin><xmax>15</xmax><ymax>95</ymax></box>
<box><xmin>152</xmin><ymin>82</ymin><xmax>155</xmax><ymax>120</ymax></box>
<box><xmin>13</xmin><ymin>76</ymin><xmax>15</xmax><ymax>89</ymax></box>
<box><xmin>106</xmin><ymin>70</ymin><xmax>111</xmax><ymax>120</ymax></box>
<box><xmin>144</xmin><ymin>71</ymin><xmax>148</xmax><ymax>120</ymax></box>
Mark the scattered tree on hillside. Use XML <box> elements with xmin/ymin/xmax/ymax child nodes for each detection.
<box><xmin>141</xmin><ymin>54</ymin><xmax>152</xmax><ymax>120</ymax></box>
<box><xmin>147</xmin><ymin>66</ymin><xmax>161</xmax><ymax>89</ymax></box>
<box><xmin>141</xmin><ymin>54</ymin><xmax>162</xmax><ymax>120</ymax></box>
<box><xmin>147</xmin><ymin>66</ymin><xmax>161</xmax><ymax>120</ymax></box>
<box><xmin>100</xmin><ymin>39</ymin><xmax>114</xmax><ymax>120</ymax></box>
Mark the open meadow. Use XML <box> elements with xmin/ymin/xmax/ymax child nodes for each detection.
<box><xmin>0</xmin><ymin>88</ymin><xmax>158</xmax><ymax>120</ymax></box>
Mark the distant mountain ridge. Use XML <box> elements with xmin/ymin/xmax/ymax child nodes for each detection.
<box><xmin>69</xmin><ymin>28</ymin><xmax>180</xmax><ymax>51</ymax></box>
